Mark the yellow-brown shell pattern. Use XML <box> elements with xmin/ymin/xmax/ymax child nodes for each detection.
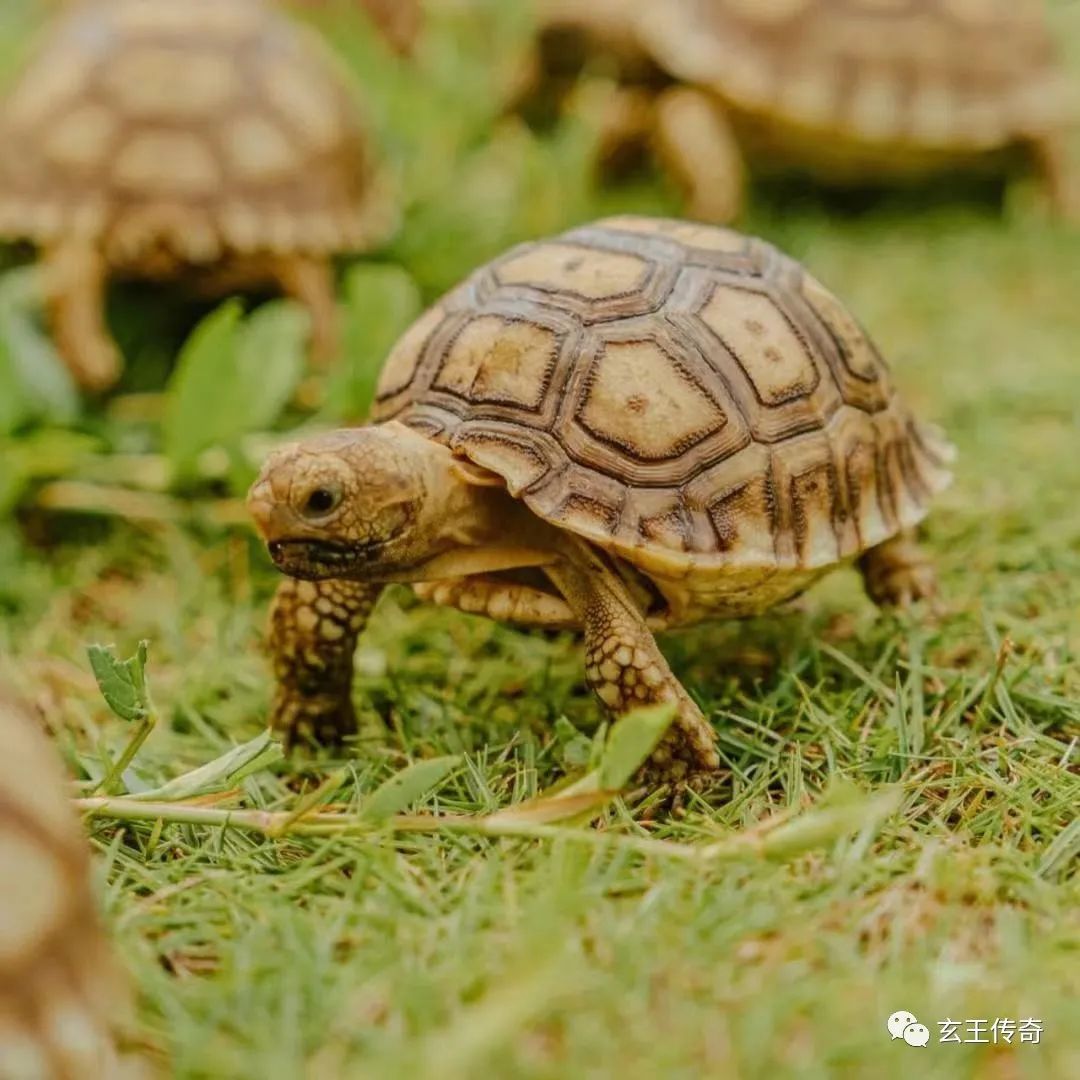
<box><xmin>372</xmin><ymin>216</ymin><xmax>954</xmax><ymax>575</ymax></box>
<box><xmin>0</xmin><ymin>693</ymin><xmax>133</xmax><ymax>1079</ymax></box>
<box><xmin>643</xmin><ymin>0</ymin><xmax>1070</xmax><ymax>150</ymax></box>
<box><xmin>0</xmin><ymin>0</ymin><xmax>379</xmax><ymax>264</ymax></box>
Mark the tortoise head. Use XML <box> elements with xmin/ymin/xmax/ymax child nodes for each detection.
<box><xmin>247</xmin><ymin>423</ymin><xmax>441</xmax><ymax>582</ymax></box>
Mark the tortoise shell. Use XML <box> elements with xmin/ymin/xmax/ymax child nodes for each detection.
<box><xmin>0</xmin><ymin>0</ymin><xmax>382</xmax><ymax>267</ymax></box>
<box><xmin>373</xmin><ymin>216</ymin><xmax>953</xmax><ymax>590</ymax></box>
<box><xmin>642</xmin><ymin>0</ymin><xmax>1069</xmax><ymax>154</ymax></box>
<box><xmin>0</xmin><ymin>692</ymin><xmax>132</xmax><ymax>1077</ymax></box>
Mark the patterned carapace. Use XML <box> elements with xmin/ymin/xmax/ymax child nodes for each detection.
<box><xmin>0</xmin><ymin>0</ymin><xmax>378</xmax><ymax>267</ymax></box>
<box><xmin>647</xmin><ymin>0</ymin><xmax>1068</xmax><ymax>151</ymax></box>
<box><xmin>373</xmin><ymin>216</ymin><xmax>953</xmax><ymax>584</ymax></box>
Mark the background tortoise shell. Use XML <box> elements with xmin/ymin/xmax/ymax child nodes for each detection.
<box><xmin>643</xmin><ymin>0</ymin><xmax>1070</xmax><ymax>157</ymax></box>
<box><xmin>0</xmin><ymin>692</ymin><xmax>132</xmax><ymax>1078</ymax></box>
<box><xmin>0</xmin><ymin>0</ymin><xmax>380</xmax><ymax>268</ymax></box>
<box><xmin>373</xmin><ymin>216</ymin><xmax>953</xmax><ymax>611</ymax></box>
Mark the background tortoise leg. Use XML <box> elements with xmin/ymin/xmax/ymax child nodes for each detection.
<box><xmin>575</xmin><ymin>84</ymin><xmax>656</xmax><ymax>179</ymax></box>
<box><xmin>274</xmin><ymin>254</ymin><xmax>340</xmax><ymax>367</ymax></box>
<box><xmin>41</xmin><ymin>242</ymin><xmax>121</xmax><ymax>392</ymax></box>
<box><xmin>546</xmin><ymin>545</ymin><xmax>719</xmax><ymax>784</ymax></box>
<box><xmin>1030</xmin><ymin>133</ymin><xmax>1078</xmax><ymax>222</ymax></box>
<box><xmin>268</xmin><ymin>577</ymin><xmax>382</xmax><ymax>749</ymax></box>
<box><xmin>858</xmin><ymin>529</ymin><xmax>938</xmax><ymax>609</ymax></box>
<box><xmin>652</xmin><ymin>86</ymin><xmax>745</xmax><ymax>224</ymax></box>
<box><xmin>413</xmin><ymin>576</ymin><xmax>579</xmax><ymax>629</ymax></box>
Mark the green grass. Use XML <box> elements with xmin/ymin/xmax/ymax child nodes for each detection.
<box><xmin>1</xmin><ymin>1</ymin><xmax>1079</xmax><ymax>1077</ymax></box>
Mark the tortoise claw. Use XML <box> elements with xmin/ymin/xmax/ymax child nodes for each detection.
<box><xmin>271</xmin><ymin>692</ymin><xmax>358</xmax><ymax>752</ymax></box>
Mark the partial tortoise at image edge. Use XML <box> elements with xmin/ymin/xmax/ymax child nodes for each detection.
<box><xmin>0</xmin><ymin>0</ymin><xmax>391</xmax><ymax>392</ymax></box>
<box><xmin>0</xmin><ymin>691</ymin><xmax>139</xmax><ymax>1080</ymax></box>
<box><xmin>248</xmin><ymin>215</ymin><xmax>954</xmax><ymax>786</ymax></box>
<box><xmin>518</xmin><ymin>0</ymin><xmax>1077</xmax><ymax>223</ymax></box>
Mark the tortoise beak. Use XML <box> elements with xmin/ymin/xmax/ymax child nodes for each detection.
<box><xmin>265</xmin><ymin>539</ymin><xmax>371</xmax><ymax>580</ymax></box>
<box><xmin>246</xmin><ymin>478</ymin><xmax>286</xmax><ymax>541</ymax></box>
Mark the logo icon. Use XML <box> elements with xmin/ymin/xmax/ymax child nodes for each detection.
<box><xmin>887</xmin><ymin>1011</ymin><xmax>928</xmax><ymax>1047</ymax></box>
<box><xmin>904</xmin><ymin>1023</ymin><xmax>930</xmax><ymax>1047</ymax></box>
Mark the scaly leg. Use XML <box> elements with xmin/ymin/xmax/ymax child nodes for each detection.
<box><xmin>268</xmin><ymin>577</ymin><xmax>382</xmax><ymax>748</ymax></box>
<box><xmin>545</xmin><ymin>542</ymin><xmax>719</xmax><ymax>784</ymax></box>
<box><xmin>413</xmin><ymin>575</ymin><xmax>579</xmax><ymax>629</ymax></box>
<box><xmin>274</xmin><ymin>255</ymin><xmax>340</xmax><ymax>368</ymax></box>
<box><xmin>652</xmin><ymin>86</ymin><xmax>746</xmax><ymax>224</ymax></box>
<box><xmin>41</xmin><ymin>243</ymin><xmax>121</xmax><ymax>392</ymax></box>
<box><xmin>858</xmin><ymin>529</ymin><xmax>937</xmax><ymax>609</ymax></box>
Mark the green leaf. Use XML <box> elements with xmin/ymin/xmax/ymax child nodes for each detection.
<box><xmin>554</xmin><ymin>716</ymin><xmax>593</xmax><ymax>769</ymax></box>
<box><xmin>0</xmin><ymin>267</ymin><xmax>78</xmax><ymax>433</ymax></box>
<box><xmin>163</xmin><ymin>301</ymin><xmax>244</xmax><ymax>481</ymax></box>
<box><xmin>130</xmin><ymin>730</ymin><xmax>283</xmax><ymax>801</ymax></box>
<box><xmin>331</xmin><ymin>263</ymin><xmax>422</xmax><ymax>419</ymax></box>
<box><xmin>164</xmin><ymin>300</ymin><xmax>307</xmax><ymax>485</ymax></box>
<box><xmin>753</xmin><ymin>787</ymin><xmax>901</xmax><ymax>864</ymax></box>
<box><xmin>483</xmin><ymin>790</ymin><xmax>614</xmax><ymax>828</ymax></box>
<box><xmin>87</xmin><ymin>641</ymin><xmax>152</xmax><ymax>723</ymax></box>
<box><xmin>360</xmin><ymin>755</ymin><xmax>461</xmax><ymax>823</ymax></box>
<box><xmin>233</xmin><ymin>301</ymin><xmax>308</xmax><ymax>431</ymax></box>
<box><xmin>598</xmin><ymin>702</ymin><xmax>677</xmax><ymax>791</ymax></box>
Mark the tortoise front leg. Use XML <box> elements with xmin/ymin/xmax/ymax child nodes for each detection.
<box><xmin>268</xmin><ymin>577</ymin><xmax>382</xmax><ymax>749</ymax></box>
<box><xmin>41</xmin><ymin>242</ymin><xmax>121</xmax><ymax>392</ymax></box>
<box><xmin>858</xmin><ymin>529</ymin><xmax>938</xmax><ymax>609</ymax></box>
<box><xmin>546</xmin><ymin>543</ymin><xmax>719</xmax><ymax>784</ymax></box>
<box><xmin>274</xmin><ymin>254</ymin><xmax>340</xmax><ymax>367</ymax></box>
<box><xmin>652</xmin><ymin>86</ymin><xmax>746</xmax><ymax>224</ymax></box>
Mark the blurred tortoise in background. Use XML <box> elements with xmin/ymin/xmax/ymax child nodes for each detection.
<box><xmin>247</xmin><ymin>215</ymin><xmax>954</xmax><ymax>784</ymax></box>
<box><xmin>516</xmin><ymin>0</ymin><xmax>1076</xmax><ymax>223</ymax></box>
<box><xmin>0</xmin><ymin>0</ymin><xmax>389</xmax><ymax>392</ymax></box>
<box><xmin>0</xmin><ymin>691</ymin><xmax>136</xmax><ymax>1079</ymax></box>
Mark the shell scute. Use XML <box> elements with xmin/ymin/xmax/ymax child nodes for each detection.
<box><xmin>698</xmin><ymin>282</ymin><xmax>821</xmax><ymax>406</ymax></box>
<box><xmin>435</xmin><ymin>316</ymin><xmax>562</xmax><ymax>412</ymax></box>
<box><xmin>575</xmin><ymin>338</ymin><xmax>730</xmax><ymax>462</ymax></box>
<box><xmin>373</xmin><ymin>217</ymin><xmax>952</xmax><ymax>575</ymax></box>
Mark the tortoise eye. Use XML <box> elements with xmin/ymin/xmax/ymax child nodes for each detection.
<box><xmin>302</xmin><ymin>486</ymin><xmax>340</xmax><ymax>517</ymax></box>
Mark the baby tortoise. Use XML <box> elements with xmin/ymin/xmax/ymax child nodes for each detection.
<box><xmin>518</xmin><ymin>0</ymin><xmax>1075</xmax><ymax>222</ymax></box>
<box><xmin>0</xmin><ymin>691</ymin><xmax>135</xmax><ymax>1079</ymax></box>
<box><xmin>248</xmin><ymin>216</ymin><xmax>954</xmax><ymax>784</ymax></box>
<box><xmin>0</xmin><ymin>0</ymin><xmax>388</xmax><ymax>391</ymax></box>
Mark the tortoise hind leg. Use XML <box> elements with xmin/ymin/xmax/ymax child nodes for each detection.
<box><xmin>41</xmin><ymin>242</ymin><xmax>121</xmax><ymax>392</ymax></box>
<box><xmin>858</xmin><ymin>529</ymin><xmax>938</xmax><ymax>610</ymax></box>
<box><xmin>652</xmin><ymin>86</ymin><xmax>746</xmax><ymax>224</ymax></box>
<box><xmin>546</xmin><ymin>541</ymin><xmax>719</xmax><ymax>785</ymax></box>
